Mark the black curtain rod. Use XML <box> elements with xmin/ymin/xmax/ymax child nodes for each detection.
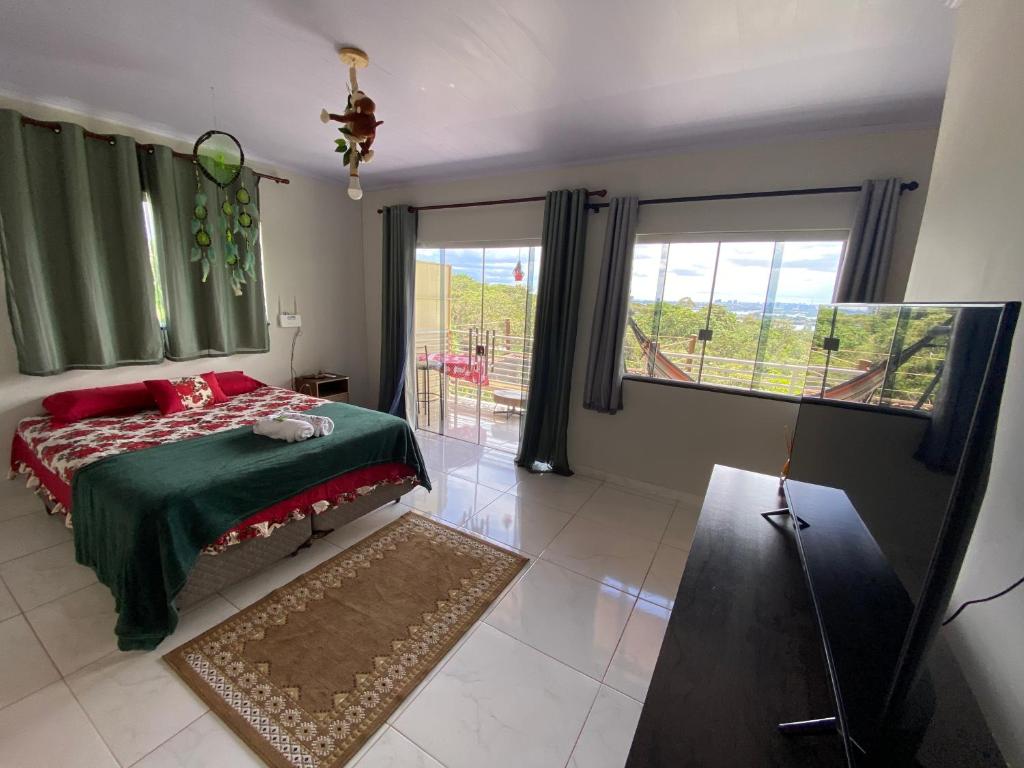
<box><xmin>376</xmin><ymin>189</ymin><xmax>607</xmax><ymax>214</ymax></box>
<box><xmin>586</xmin><ymin>181</ymin><xmax>919</xmax><ymax>211</ymax></box>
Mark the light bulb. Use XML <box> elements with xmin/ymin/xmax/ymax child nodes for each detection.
<box><xmin>348</xmin><ymin>176</ymin><xmax>363</xmax><ymax>200</ymax></box>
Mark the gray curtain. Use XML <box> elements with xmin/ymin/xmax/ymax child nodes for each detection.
<box><xmin>377</xmin><ymin>205</ymin><xmax>417</xmax><ymax>418</ymax></box>
<box><xmin>140</xmin><ymin>146</ymin><xmax>269</xmax><ymax>360</ymax></box>
<box><xmin>834</xmin><ymin>177</ymin><xmax>902</xmax><ymax>303</ymax></box>
<box><xmin>517</xmin><ymin>189</ymin><xmax>589</xmax><ymax>475</ymax></box>
<box><xmin>583</xmin><ymin>196</ymin><xmax>639</xmax><ymax>414</ymax></box>
<box><xmin>0</xmin><ymin>109</ymin><xmax>163</xmax><ymax>375</ymax></box>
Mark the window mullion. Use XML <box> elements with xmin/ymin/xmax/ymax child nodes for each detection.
<box><xmin>648</xmin><ymin>243</ymin><xmax>671</xmax><ymax>378</ymax></box>
<box><xmin>697</xmin><ymin>241</ymin><xmax>722</xmax><ymax>383</ymax></box>
<box><xmin>751</xmin><ymin>240</ymin><xmax>785</xmax><ymax>392</ymax></box>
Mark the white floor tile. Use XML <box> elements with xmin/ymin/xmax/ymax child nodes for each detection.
<box><xmin>385</xmin><ymin>621</ymin><xmax>483</xmax><ymax>726</ymax></box>
<box><xmin>661</xmin><ymin>501</ymin><xmax>701</xmax><ymax>550</ymax></box>
<box><xmin>541</xmin><ymin>517</ymin><xmax>658</xmax><ymax>596</ymax></box>
<box><xmin>486</xmin><ymin>559</ymin><xmax>634</xmax><ymax>679</ymax></box>
<box><xmin>638</xmin><ymin>544</ymin><xmax>689</xmax><ymax>609</ymax></box>
<box><xmin>355</xmin><ymin>726</ymin><xmax>444</xmax><ymax>768</ymax></box>
<box><xmin>511</xmin><ymin>472</ymin><xmax>600</xmax><ymax>513</ymax></box>
<box><xmin>25</xmin><ymin>582</ymin><xmax>118</xmax><ymax>675</ymax></box>
<box><xmin>323</xmin><ymin>502</ymin><xmax>413</xmax><ymax>551</ymax></box>
<box><xmin>395</xmin><ymin>623</ymin><xmax>599</xmax><ymax>768</ymax></box>
<box><xmin>449</xmin><ymin>450</ymin><xmax>527</xmax><ymax>492</ymax></box>
<box><xmin>604</xmin><ymin>600</ymin><xmax>671</xmax><ymax>702</ymax></box>
<box><xmin>415</xmin><ymin>435</ymin><xmax>484</xmax><ymax>475</ymax></box>
<box><xmin>0</xmin><ymin>576</ymin><xmax>19</xmax><ymax>620</ymax></box>
<box><xmin>577</xmin><ymin>485</ymin><xmax>674</xmax><ymax>543</ymax></box>
<box><xmin>0</xmin><ymin>681</ymin><xmax>118</xmax><ymax>768</ymax></box>
<box><xmin>0</xmin><ymin>540</ymin><xmax>98</xmax><ymax>611</ymax></box>
<box><xmin>219</xmin><ymin>538</ymin><xmax>341</xmax><ymax>609</ymax></box>
<box><xmin>437</xmin><ymin>438</ymin><xmax>486</xmax><ymax>473</ymax></box>
<box><xmin>0</xmin><ymin>512</ymin><xmax>73</xmax><ymax>564</ymax></box>
<box><xmin>0</xmin><ymin>614</ymin><xmax>61</xmax><ymax>709</ymax></box>
<box><xmin>0</xmin><ymin>483</ymin><xmax>40</xmax><ymax>523</ymax></box>
<box><xmin>403</xmin><ymin>474</ymin><xmax>501</xmax><ymax>526</ymax></box>
<box><xmin>133</xmin><ymin>711</ymin><xmax>264</xmax><ymax>768</ymax></box>
<box><xmin>66</xmin><ymin>596</ymin><xmax>236</xmax><ymax>767</ymax></box>
<box><xmin>462</xmin><ymin>493</ymin><xmax>571</xmax><ymax>556</ymax></box>
<box><xmin>568</xmin><ymin>686</ymin><xmax>644</xmax><ymax>768</ymax></box>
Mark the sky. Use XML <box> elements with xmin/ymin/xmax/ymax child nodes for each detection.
<box><xmin>629</xmin><ymin>240</ymin><xmax>844</xmax><ymax>306</ymax></box>
<box><xmin>417</xmin><ymin>247</ymin><xmax>542</xmax><ymax>290</ymax></box>
<box><xmin>417</xmin><ymin>240</ymin><xmax>843</xmax><ymax>306</ymax></box>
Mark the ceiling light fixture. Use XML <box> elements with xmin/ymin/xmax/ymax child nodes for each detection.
<box><xmin>320</xmin><ymin>46</ymin><xmax>382</xmax><ymax>201</ymax></box>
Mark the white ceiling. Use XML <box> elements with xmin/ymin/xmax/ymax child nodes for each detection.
<box><xmin>0</xmin><ymin>0</ymin><xmax>955</xmax><ymax>188</ymax></box>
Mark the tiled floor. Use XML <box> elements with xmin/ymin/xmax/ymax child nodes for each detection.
<box><xmin>0</xmin><ymin>431</ymin><xmax>702</xmax><ymax>768</ymax></box>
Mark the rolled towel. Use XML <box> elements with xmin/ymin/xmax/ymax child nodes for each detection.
<box><xmin>253</xmin><ymin>416</ymin><xmax>315</xmax><ymax>443</ymax></box>
<box><xmin>280</xmin><ymin>410</ymin><xmax>335</xmax><ymax>437</ymax></box>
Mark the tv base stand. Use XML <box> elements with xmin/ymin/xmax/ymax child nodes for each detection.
<box><xmin>778</xmin><ymin>716</ymin><xmax>838</xmax><ymax>735</ymax></box>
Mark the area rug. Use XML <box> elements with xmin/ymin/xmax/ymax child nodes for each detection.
<box><xmin>165</xmin><ymin>512</ymin><xmax>528</xmax><ymax>767</ymax></box>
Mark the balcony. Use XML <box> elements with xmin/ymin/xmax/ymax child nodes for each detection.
<box><xmin>414</xmin><ymin>327</ymin><xmax>532</xmax><ymax>453</ymax></box>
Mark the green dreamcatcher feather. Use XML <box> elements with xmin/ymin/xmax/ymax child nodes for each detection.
<box><xmin>192</xmin><ymin>129</ymin><xmax>257</xmax><ymax>296</ymax></box>
<box><xmin>190</xmin><ymin>168</ymin><xmax>212</xmax><ymax>283</ymax></box>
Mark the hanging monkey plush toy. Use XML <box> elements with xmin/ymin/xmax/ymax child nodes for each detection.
<box><xmin>320</xmin><ymin>90</ymin><xmax>382</xmax><ymax>162</ymax></box>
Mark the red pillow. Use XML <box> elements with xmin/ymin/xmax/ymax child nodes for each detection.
<box><xmin>43</xmin><ymin>383</ymin><xmax>156</xmax><ymax>422</ymax></box>
<box><xmin>144</xmin><ymin>373</ymin><xmax>228</xmax><ymax>416</ymax></box>
<box><xmin>216</xmin><ymin>370</ymin><xmax>266</xmax><ymax>397</ymax></box>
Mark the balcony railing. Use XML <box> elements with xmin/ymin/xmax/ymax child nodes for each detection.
<box><xmin>414</xmin><ymin>326</ymin><xmax>533</xmax><ymax>397</ymax></box>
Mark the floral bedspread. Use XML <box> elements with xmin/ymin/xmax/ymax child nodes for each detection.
<box><xmin>16</xmin><ymin>386</ymin><xmax>325</xmax><ymax>488</ymax></box>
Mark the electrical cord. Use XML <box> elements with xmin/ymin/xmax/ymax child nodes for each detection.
<box><xmin>942</xmin><ymin>573</ymin><xmax>1024</xmax><ymax>626</ymax></box>
<box><xmin>289</xmin><ymin>326</ymin><xmax>303</xmax><ymax>385</ymax></box>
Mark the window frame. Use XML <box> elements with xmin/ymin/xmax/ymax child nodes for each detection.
<box><xmin>623</xmin><ymin>229</ymin><xmax>850</xmax><ymax>400</ymax></box>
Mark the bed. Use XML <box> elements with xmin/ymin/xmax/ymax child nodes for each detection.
<box><xmin>10</xmin><ymin>384</ymin><xmax>430</xmax><ymax>649</ymax></box>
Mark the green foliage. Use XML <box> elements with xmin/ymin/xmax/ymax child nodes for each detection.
<box><xmin>447</xmin><ymin>273</ymin><xmax>533</xmax><ymax>350</ymax></box>
<box><xmin>439</xmin><ymin>271</ymin><xmax>948</xmax><ymax>407</ymax></box>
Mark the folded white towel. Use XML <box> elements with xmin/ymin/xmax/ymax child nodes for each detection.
<box><xmin>280</xmin><ymin>411</ymin><xmax>335</xmax><ymax>437</ymax></box>
<box><xmin>253</xmin><ymin>416</ymin><xmax>315</xmax><ymax>443</ymax></box>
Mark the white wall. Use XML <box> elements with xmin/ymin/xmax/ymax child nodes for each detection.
<box><xmin>904</xmin><ymin>1</ymin><xmax>1024</xmax><ymax>761</ymax></box>
<box><xmin>0</xmin><ymin>95</ymin><xmax>369</xmax><ymax>463</ymax></box>
<box><xmin>363</xmin><ymin>127</ymin><xmax>939</xmax><ymax>494</ymax></box>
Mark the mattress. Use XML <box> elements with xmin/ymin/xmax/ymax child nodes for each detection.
<box><xmin>11</xmin><ymin>385</ymin><xmax>419</xmax><ymax>553</ymax></box>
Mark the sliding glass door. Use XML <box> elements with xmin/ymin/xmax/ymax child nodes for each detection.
<box><xmin>413</xmin><ymin>245</ymin><xmax>540</xmax><ymax>453</ymax></box>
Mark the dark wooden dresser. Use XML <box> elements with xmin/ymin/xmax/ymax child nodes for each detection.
<box><xmin>294</xmin><ymin>372</ymin><xmax>350</xmax><ymax>402</ymax></box>
<box><xmin>626</xmin><ymin>465</ymin><xmax>846</xmax><ymax>767</ymax></box>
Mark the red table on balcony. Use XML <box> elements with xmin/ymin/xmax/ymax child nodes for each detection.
<box><xmin>417</xmin><ymin>352</ymin><xmax>489</xmax><ymax>386</ymax></box>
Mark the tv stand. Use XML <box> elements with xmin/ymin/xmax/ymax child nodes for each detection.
<box><xmin>777</xmin><ymin>716</ymin><xmax>838</xmax><ymax>735</ymax></box>
<box><xmin>761</xmin><ymin>506</ymin><xmax>810</xmax><ymax>529</ymax></box>
<box><xmin>626</xmin><ymin>466</ymin><xmax>846</xmax><ymax>767</ymax></box>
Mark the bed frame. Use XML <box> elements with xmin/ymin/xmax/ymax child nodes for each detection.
<box><xmin>44</xmin><ymin>481</ymin><xmax>414</xmax><ymax>611</ymax></box>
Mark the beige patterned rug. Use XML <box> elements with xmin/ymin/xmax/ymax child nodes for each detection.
<box><xmin>165</xmin><ymin>512</ymin><xmax>528</xmax><ymax>767</ymax></box>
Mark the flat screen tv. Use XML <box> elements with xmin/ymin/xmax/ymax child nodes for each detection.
<box><xmin>783</xmin><ymin>302</ymin><xmax>1018</xmax><ymax>766</ymax></box>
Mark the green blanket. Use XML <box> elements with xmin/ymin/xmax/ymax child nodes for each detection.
<box><xmin>71</xmin><ymin>403</ymin><xmax>430</xmax><ymax>651</ymax></box>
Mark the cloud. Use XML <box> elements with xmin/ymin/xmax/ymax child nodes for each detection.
<box><xmin>783</xmin><ymin>255</ymin><xmax>841</xmax><ymax>272</ymax></box>
<box><xmin>669</xmin><ymin>266</ymin><xmax>708</xmax><ymax>277</ymax></box>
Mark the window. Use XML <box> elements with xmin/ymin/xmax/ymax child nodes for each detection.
<box><xmin>622</xmin><ymin>234</ymin><xmax>846</xmax><ymax>397</ymax></box>
<box><xmin>141</xmin><ymin>195</ymin><xmax>167</xmax><ymax>328</ymax></box>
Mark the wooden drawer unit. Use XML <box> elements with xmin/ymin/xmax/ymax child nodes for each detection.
<box><xmin>294</xmin><ymin>373</ymin><xmax>350</xmax><ymax>402</ymax></box>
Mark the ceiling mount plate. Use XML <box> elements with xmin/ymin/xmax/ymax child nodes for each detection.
<box><xmin>338</xmin><ymin>46</ymin><xmax>369</xmax><ymax>69</ymax></box>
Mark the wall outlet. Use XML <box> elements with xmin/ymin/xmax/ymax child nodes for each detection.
<box><xmin>278</xmin><ymin>313</ymin><xmax>302</xmax><ymax>328</ymax></box>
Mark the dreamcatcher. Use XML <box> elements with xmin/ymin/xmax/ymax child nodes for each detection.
<box><xmin>190</xmin><ymin>129</ymin><xmax>259</xmax><ymax>296</ymax></box>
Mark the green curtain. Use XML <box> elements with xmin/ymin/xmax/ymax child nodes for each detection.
<box><xmin>377</xmin><ymin>205</ymin><xmax>417</xmax><ymax>418</ymax></box>
<box><xmin>517</xmin><ymin>189</ymin><xmax>589</xmax><ymax>475</ymax></box>
<box><xmin>140</xmin><ymin>146</ymin><xmax>269</xmax><ymax>360</ymax></box>
<box><xmin>0</xmin><ymin>109</ymin><xmax>163</xmax><ymax>375</ymax></box>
